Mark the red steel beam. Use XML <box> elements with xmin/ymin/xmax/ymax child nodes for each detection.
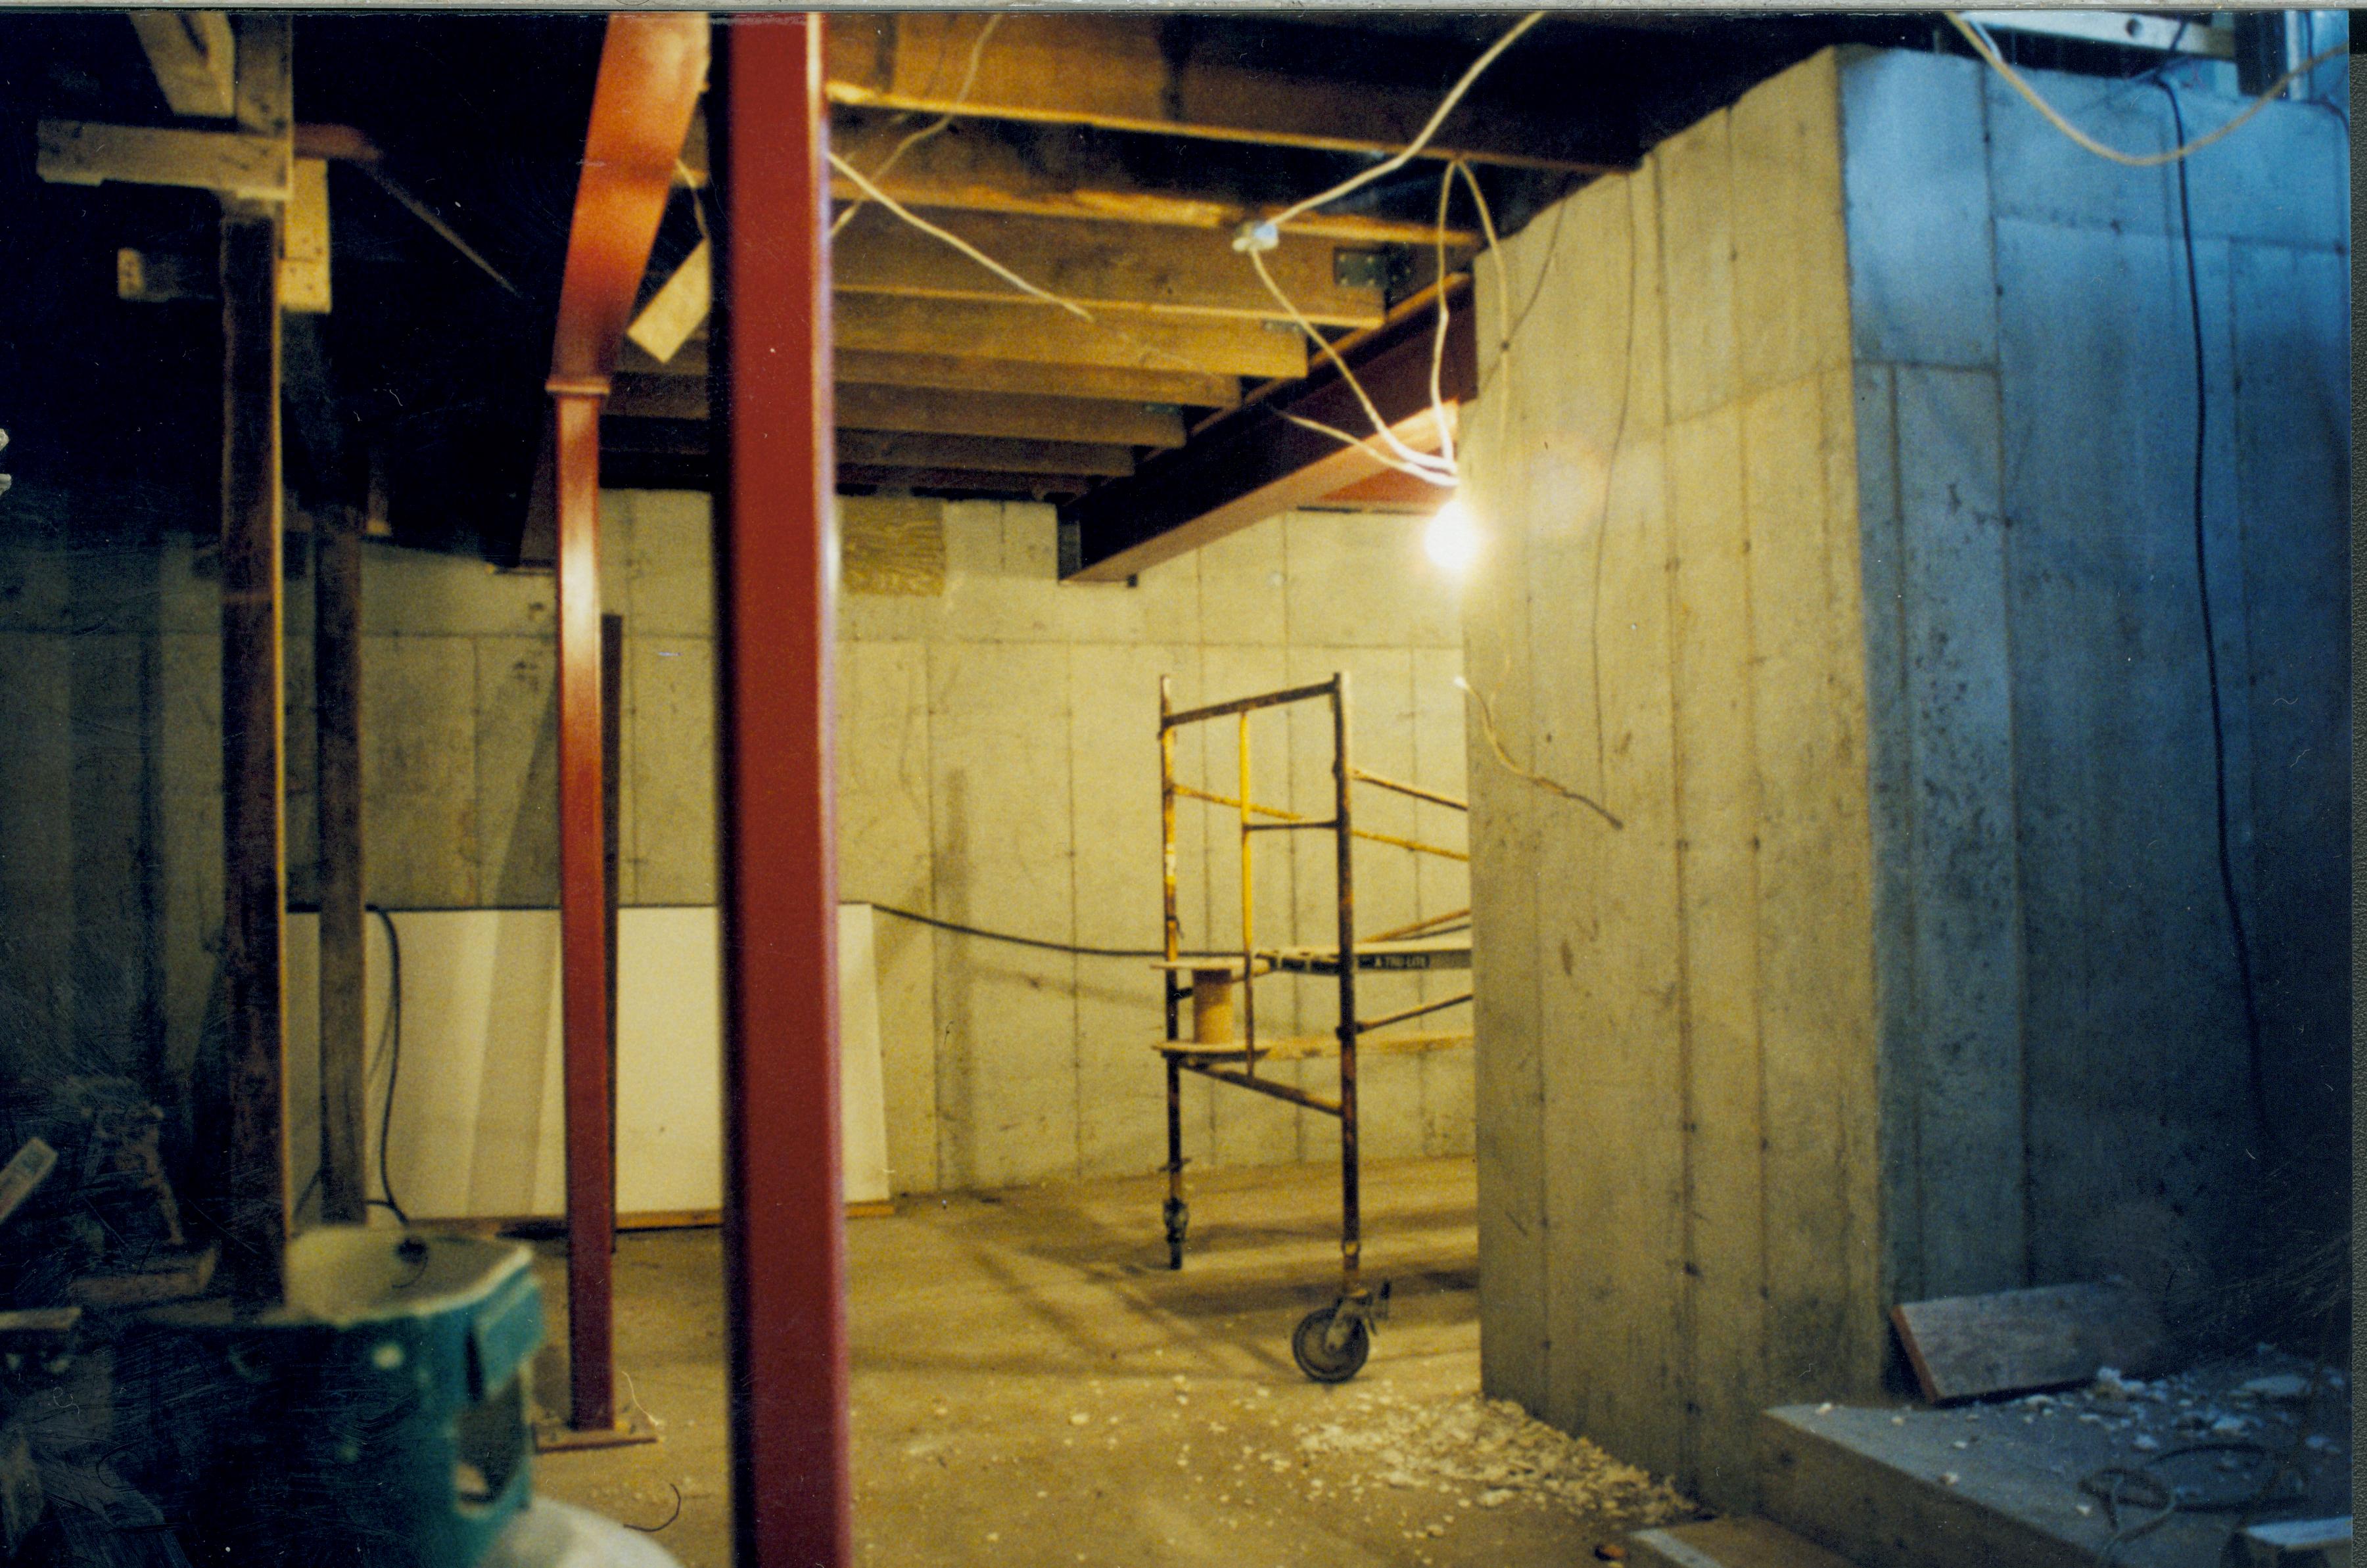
<box><xmin>547</xmin><ymin>12</ymin><xmax>708</xmax><ymax>1435</ymax></box>
<box><xmin>715</xmin><ymin>17</ymin><xmax>851</xmax><ymax>1566</ymax></box>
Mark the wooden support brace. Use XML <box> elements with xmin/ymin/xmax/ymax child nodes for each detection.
<box><xmin>314</xmin><ymin>503</ymin><xmax>365</xmax><ymax>1225</ymax></box>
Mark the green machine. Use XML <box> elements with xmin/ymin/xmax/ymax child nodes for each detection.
<box><xmin>147</xmin><ymin>1228</ymin><xmax>542</xmax><ymax>1568</ymax></box>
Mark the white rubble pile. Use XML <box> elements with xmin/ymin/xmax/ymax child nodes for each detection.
<box><xmin>1295</xmin><ymin>1392</ymin><xmax>1693</xmax><ymax>1525</ymax></box>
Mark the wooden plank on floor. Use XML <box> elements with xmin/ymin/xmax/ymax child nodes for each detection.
<box><xmin>835</xmin><ymin>206</ymin><xmax>1384</xmax><ymax>328</ymax></box>
<box><xmin>837</xmin><ymin>384</ymin><xmax>1186</xmax><ymax>448</ymax></box>
<box><xmin>824</xmin><ymin>13</ymin><xmax>1629</xmax><ymax>170</ymax></box>
<box><xmin>834</xmin><ymin>292</ymin><xmax>1305</xmax><ymax>381</ymax></box>
<box><xmin>837</xmin><ymin>429</ymin><xmax>1135</xmax><ymax>477</ymax></box>
<box><xmin>1890</xmin><ymin>1283</ymin><xmax>2168</xmax><ymax>1404</ymax></box>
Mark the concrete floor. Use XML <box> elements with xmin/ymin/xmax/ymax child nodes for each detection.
<box><xmin>523</xmin><ymin>1156</ymin><xmax>1691</xmax><ymax>1567</ymax></box>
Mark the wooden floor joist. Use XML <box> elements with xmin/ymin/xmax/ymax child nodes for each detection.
<box><xmin>828</xmin><ymin>114</ymin><xmax>1482</xmax><ymax>249</ymax></box>
<box><xmin>836</xmin><ymin>292</ymin><xmax>1305</xmax><ymax>380</ymax></box>
<box><xmin>824</xmin><ymin>13</ymin><xmax>1626</xmax><ymax>171</ymax></box>
<box><xmin>837</xmin><ymin>463</ymin><xmax>1097</xmax><ymax>497</ymax></box>
<box><xmin>835</xmin><ymin>350</ymin><xmax>1240</xmax><ymax>409</ymax></box>
<box><xmin>610</xmin><ymin>376</ymin><xmax>1190</xmax><ymax>449</ymax></box>
<box><xmin>837</xmin><ymin>429</ymin><xmax>1136</xmax><ymax>478</ymax></box>
<box><xmin>833</xmin><ymin>206</ymin><xmax>1385</xmax><ymax>329</ymax></box>
<box><xmin>621</xmin><ymin>338</ymin><xmax>1246</xmax><ymax>411</ymax></box>
<box><xmin>836</xmin><ymin>384</ymin><xmax>1186</xmax><ymax>448</ymax></box>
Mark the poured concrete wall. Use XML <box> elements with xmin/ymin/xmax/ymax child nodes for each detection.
<box><xmin>1465</xmin><ymin>45</ymin><xmax>2349</xmax><ymax>1509</ymax></box>
<box><xmin>0</xmin><ymin>484</ymin><xmax>1471</xmax><ymax>1201</ymax></box>
<box><xmin>1842</xmin><ymin>50</ymin><xmax>2352</xmax><ymax>1308</ymax></box>
<box><xmin>837</xmin><ymin>499</ymin><xmax>1471</xmax><ymax>1194</ymax></box>
<box><xmin>1461</xmin><ymin>51</ymin><xmax>1881</xmax><ymax>1509</ymax></box>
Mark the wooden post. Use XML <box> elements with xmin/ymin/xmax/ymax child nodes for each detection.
<box><xmin>314</xmin><ymin>501</ymin><xmax>365</xmax><ymax>1225</ymax></box>
<box><xmin>717</xmin><ymin>16</ymin><xmax>851</xmax><ymax>1565</ymax></box>
<box><xmin>218</xmin><ymin>15</ymin><xmax>292</xmax><ymax>1308</ymax></box>
<box><xmin>553</xmin><ymin>384</ymin><xmax>614</xmax><ymax>1431</ymax></box>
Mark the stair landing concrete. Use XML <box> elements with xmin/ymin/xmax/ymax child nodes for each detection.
<box><xmin>1629</xmin><ymin>1515</ymin><xmax>1860</xmax><ymax>1568</ymax></box>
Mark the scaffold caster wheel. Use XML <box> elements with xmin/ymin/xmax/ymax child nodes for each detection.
<box><xmin>1290</xmin><ymin>1303</ymin><xmax>1371</xmax><ymax>1383</ymax></box>
<box><xmin>1162</xmin><ymin>1197</ymin><xmax>1189</xmax><ymax>1270</ymax></box>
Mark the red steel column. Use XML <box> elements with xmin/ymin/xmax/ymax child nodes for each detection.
<box><xmin>552</xmin><ymin>384</ymin><xmax>613</xmax><ymax>1432</ymax></box>
<box><xmin>543</xmin><ymin>12</ymin><xmax>706</xmax><ymax>1439</ymax></box>
<box><xmin>715</xmin><ymin>16</ymin><xmax>849</xmax><ymax>1567</ymax></box>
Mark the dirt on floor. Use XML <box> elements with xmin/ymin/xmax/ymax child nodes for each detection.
<box><xmin>520</xmin><ymin>1156</ymin><xmax>1698</xmax><ymax>1567</ymax></box>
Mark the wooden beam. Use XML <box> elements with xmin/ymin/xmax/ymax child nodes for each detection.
<box><xmin>836</xmin><ymin>292</ymin><xmax>1303</xmax><ymax>380</ymax></box>
<box><xmin>838</xmin><ymin>384</ymin><xmax>1186</xmax><ymax>448</ymax></box>
<box><xmin>837</xmin><ymin>463</ymin><xmax>1096</xmax><ymax>497</ymax></box>
<box><xmin>1061</xmin><ymin>302</ymin><xmax>1471</xmax><ymax>581</ymax></box>
<box><xmin>37</xmin><ymin>120</ymin><xmax>289</xmax><ymax>201</ymax></box>
<box><xmin>609</xmin><ymin>373</ymin><xmax>708</xmax><ymax>421</ymax></box>
<box><xmin>314</xmin><ymin>503</ymin><xmax>365</xmax><ymax>1226</ymax></box>
<box><xmin>825</xmin><ymin>14</ymin><xmax>1627</xmax><ymax>171</ymax></box>
<box><xmin>626</xmin><ymin>337</ymin><xmax>1245</xmax><ymax>409</ymax></box>
<box><xmin>130</xmin><ymin>12</ymin><xmax>235</xmax><ymax>120</ymax></box>
<box><xmin>837</xmin><ymin>430</ymin><xmax>1135</xmax><ymax>477</ymax></box>
<box><xmin>834</xmin><ymin>207</ymin><xmax>1383</xmax><ymax>329</ymax></box>
<box><xmin>835</xmin><ymin>348</ymin><xmax>1236</xmax><ymax>408</ymax></box>
<box><xmin>233</xmin><ymin>14</ymin><xmax>290</xmax><ymax>139</ymax></box>
<box><xmin>280</xmin><ymin>157</ymin><xmax>330</xmax><ymax>313</ymax></box>
<box><xmin>619</xmin><ymin>374</ymin><xmax>1186</xmax><ymax>448</ymax></box>
<box><xmin>829</xmin><ymin>114</ymin><xmax>1480</xmax><ymax>248</ymax></box>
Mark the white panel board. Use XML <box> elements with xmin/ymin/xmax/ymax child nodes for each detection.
<box><xmin>837</xmin><ymin>904</ymin><xmax>891</xmax><ymax>1206</ymax></box>
<box><xmin>615</xmin><ymin>906</ymin><xmax>723</xmax><ymax>1214</ymax></box>
<box><xmin>287</xmin><ymin>904</ymin><xmax>891</xmax><ymax>1221</ymax></box>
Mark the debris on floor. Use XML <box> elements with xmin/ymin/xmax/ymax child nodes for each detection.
<box><xmin>1296</xmin><ymin>1391</ymin><xmax>1695</xmax><ymax>1527</ymax></box>
<box><xmin>1980</xmin><ymin>1343</ymin><xmax>2351</xmax><ymax>1490</ymax></box>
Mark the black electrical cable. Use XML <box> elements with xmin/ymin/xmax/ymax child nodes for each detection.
<box><xmin>2159</xmin><ymin>82</ymin><xmax>2272</xmax><ymax>1166</ymax></box>
<box><xmin>367</xmin><ymin>905</ymin><xmax>410</xmax><ymax>1226</ymax></box>
<box><xmin>866</xmin><ymin>903</ymin><xmax>1469</xmax><ymax>958</ymax></box>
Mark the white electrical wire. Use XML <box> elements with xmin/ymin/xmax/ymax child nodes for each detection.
<box><xmin>1248</xmin><ymin>248</ymin><xmax>1458</xmax><ymax>478</ymax></box>
<box><xmin>1263</xmin><ymin>12</ymin><xmax>1548</xmax><ymax>231</ymax></box>
<box><xmin>832</xmin><ymin>14</ymin><xmax>1004</xmax><ymax>239</ymax></box>
<box><xmin>831</xmin><ymin>150</ymin><xmax>1096</xmax><ymax>323</ymax></box>
<box><xmin>1946</xmin><ymin>12</ymin><xmax>2345</xmax><ymax>168</ymax></box>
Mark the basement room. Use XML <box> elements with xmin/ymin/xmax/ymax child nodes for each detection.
<box><xmin>0</xmin><ymin>9</ymin><xmax>2350</xmax><ymax>1567</ymax></box>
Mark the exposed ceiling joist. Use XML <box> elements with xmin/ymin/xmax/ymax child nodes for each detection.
<box><xmin>835</xmin><ymin>349</ymin><xmax>1238</xmax><ymax>411</ymax></box>
<box><xmin>619</xmin><ymin>337</ymin><xmax>1246</xmax><ymax>410</ymax></box>
<box><xmin>839</xmin><ymin>430</ymin><xmax>1135</xmax><ymax>478</ymax></box>
<box><xmin>607</xmin><ymin>375</ymin><xmax>1190</xmax><ymax>450</ymax></box>
<box><xmin>826</xmin><ymin>114</ymin><xmax>1482</xmax><ymax>248</ymax></box>
<box><xmin>837</xmin><ymin>384</ymin><xmax>1186</xmax><ymax>449</ymax></box>
<box><xmin>1060</xmin><ymin>303</ymin><xmax>1472</xmax><ymax>581</ymax></box>
<box><xmin>129</xmin><ymin>11</ymin><xmax>236</xmax><ymax>120</ymax></box>
<box><xmin>824</xmin><ymin>14</ymin><xmax>1629</xmax><ymax>172</ymax></box>
<box><xmin>834</xmin><ymin>292</ymin><xmax>1304</xmax><ymax>381</ymax></box>
<box><xmin>833</xmin><ymin>206</ymin><xmax>1386</xmax><ymax>329</ymax></box>
<box><xmin>837</xmin><ymin>463</ymin><xmax>1094</xmax><ymax>499</ymax></box>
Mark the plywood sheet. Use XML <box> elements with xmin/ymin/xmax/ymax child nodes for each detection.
<box><xmin>1890</xmin><ymin>1282</ymin><xmax>2167</xmax><ymax>1404</ymax></box>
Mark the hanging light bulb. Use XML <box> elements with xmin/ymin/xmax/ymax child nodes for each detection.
<box><xmin>1423</xmin><ymin>495</ymin><xmax>1480</xmax><ymax>572</ymax></box>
